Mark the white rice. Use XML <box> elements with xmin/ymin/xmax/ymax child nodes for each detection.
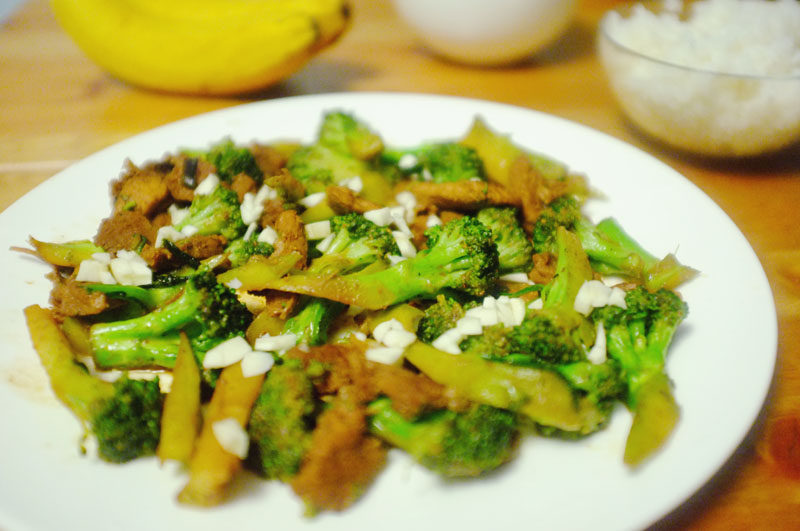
<box><xmin>599</xmin><ymin>0</ymin><xmax>800</xmax><ymax>156</ymax></box>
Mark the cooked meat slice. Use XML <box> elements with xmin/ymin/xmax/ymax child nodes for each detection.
<box><xmin>272</xmin><ymin>209</ymin><xmax>307</xmax><ymax>266</ymax></box>
<box><xmin>230</xmin><ymin>173</ymin><xmax>258</xmax><ymax>203</ymax></box>
<box><xmin>177</xmin><ymin>234</ymin><xmax>227</xmax><ymax>260</ymax></box>
<box><xmin>258</xmin><ymin>198</ymin><xmax>286</xmax><ymax>228</ymax></box>
<box><xmin>406</xmin><ymin>180</ymin><xmax>519</xmax><ymax>211</ymax></box>
<box><xmin>326</xmin><ymin>185</ymin><xmax>380</xmax><ymax>215</ymax></box>
<box><xmin>370</xmin><ymin>363</ymin><xmax>452</xmax><ymax>418</ymax></box>
<box><xmin>265</xmin><ymin>168</ymin><xmax>305</xmax><ymax>202</ymax></box>
<box><xmin>529</xmin><ymin>252</ymin><xmax>557</xmax><ymax>285</ymax></box>
<box><xmin>290</xmin><ymin>394</ymin><xmax>386</xmax><ymax>512</ymax></box>
<box><xmin>261</xmin><ymin>290</ymin><xmax>301</xmax><ymax>320</ymax></box>
<box><xmin>48</xmin><ymin>272</ymin><xmax>108</xmax><ymax>318</ymax></box>
<box><xmin>94</xmin><ymin>209</ymin><xmax>156</xmax><ymax>253</ymax></box>
<box><xmin>250</xmin><ymin>143</ymin><xmax>289</xmax><ymax>179</ymax></box>
<box><xmin>111</xmin><ymin>160</ymin><xmax>171</xmax><ymax>217</ymax></box>
<box><xmin>163</xmin><ymin>155</ymin><xmax>216</xmax><ymax>203</ymax></box>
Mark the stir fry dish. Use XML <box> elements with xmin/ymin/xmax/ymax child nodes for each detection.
<box><xmin>19</xmin><ymin>111</ymin><xmax>698</xmax><ymax>514</ymax></box>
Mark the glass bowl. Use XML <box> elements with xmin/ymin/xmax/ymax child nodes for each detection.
<box><xmin>598</xmin><ymin>1</ymin><xmax>800</xmax><ymax>157</ymax></box>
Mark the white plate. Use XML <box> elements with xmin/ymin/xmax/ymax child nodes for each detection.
<box><xmin>0</xmin><ymin>93</ymin><xmax>777</xmax><ymax>531</ymax></box>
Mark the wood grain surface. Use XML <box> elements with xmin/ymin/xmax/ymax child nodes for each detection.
<box><xmin>1</xmin><ymin>0</ymin><xmax>798</xmax><ymax>528</ymax></box>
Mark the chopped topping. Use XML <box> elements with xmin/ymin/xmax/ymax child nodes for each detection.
<box><xmin>365</xmin><ymin>346</ymin><xmax>405</xmax><ymax>364</ymax></box>
<box><xmin>211</xmin><ymin>418</ymin><xmax>249</xmax><ymax>459</ymax></box>
<box><xmin>203</xmin><ymin>336</ymin><xmax>252</xmax><ymax>369</ymax></box>
<box><xmin>391</xmin><ymin>231</ymin><xmax>417</xmax><ymax>258</ymax></box>
<box><xmin>574</xmin><ymin>280</ymin><xmax>628</xmax><ymax>316</ymax></box>
<box><xmin>587</xmin><ymin>322</ymin><xmax>607</xmax><ymax>365</ymax></box>
<box><xmin>257</xmin><ymin>226</ymin><xmax>279</xmax><ymax>245</ymax></box>
<box><xmin>254</xmin><ymin>332</ymin><xmax>298</xmax><ymax>353</ymax></box>
<box><xmin>304</xmin><ymin>220</ymin><xmax>331</xmax><ymax>240</ymax></box>
<box><xmin>109</xmin><ymin>250</ymin><xmax>152</xmax><ymax>286</ymax></box>
<box><xmin>299</xmin><ymin>191</ymin><xmax>326</xmax><ymax>208</ymax></box>
<box><xmin>194</xmin><ymin>173</ymin><xmax>219</xmax><ymax>195</ymax></box>
<box><xmin>241</xmin><ymin>350</ymin><xmax>275</xmax><ymax>377</ymax></box>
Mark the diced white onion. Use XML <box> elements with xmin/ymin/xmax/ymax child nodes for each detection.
<box><xmin>364</xmin><ymin>207</ymin><xmax>393</xmax><ymax>227</ymax></box>
<box><xmin>499</xmin><ymin>272</ymin><xmax>533</xmax><ymax>284</ymax></box>
<box><xmin>212</xmin><ymin>418</ymin><xmax>249</xmax><ymax>459</ymax></box>
<box><xmin>304</xmin><ymin>220</ymin><xmax>331</xmax><ymax>240</ymax></box>
<box><xmin>587</xmin><ymin>322</ymin><xmax>607</xmax><ymax>365</ymax></box>
<box><xmin>315</xmin><ymin>233</ymin><xmax>335</xmax><ymax>253</ymax></box>
<box><xmin>155</xmin><ymin>225</ymin><xmax>186</xmax><ymax>248</ymax></box>
<box><xmin>389</xmin><ymin>206</ymin><xmax>413</xmax><ymax>236</ymax></box>
<box><xmin>254</xmin><ymin>333</ymin><xmax>298</xmax><ymax>353</ymax></box>
<box><xmin>392</xmin><ymin>231</ymin><xmax>417</xmax><ymax>258</ymax></box>
<box><xmin>203</xmin><ymin>336</ymin><xmax>252</xmax><ymax>369</ymax></box>
<box><xmin>465</xmin><ymin>305</ymin><xmax>500</xmax><ymax>327</ymax></box>
<box><xmin>528</xmin><ymin>298</ymin><xmax>544</xmax><ymax>310</ymax></box>
<box><xmin>299</xmin><ymin>192</ymin><xmax>326</xmax><ymax>208</ymax></box>
<box><xmin>240</xmin><ymin>192</ymin><xmax>264</xmax><ymax>226</ymax></box>
<box><xmin>426</xmin><ymin>214</ymin><xmax>442</xmax><ymax>228</ymax></box>
<box><xmin>431</xmin><ymin>328</ymin><xmax>464</xmax><ymax>355</ymax></box>
<box><xmin>398</xmin><ymin>154</ymin><xmax>418</xmax><ymax>171</ymax></box>
<box><xmin>90</xmin><ymin>252</ymin><xmax>112</xmax><ymax>265</ymax></box>
<box><xmin>243</xmin><ymin>222</ymin><xmax>258</xmax><ymax>241</ymax></box>
<box><xmin>75</xmin><ymin>259</ymin><xmax>116</xmax><ymax>284</ymax></box>
<box><xmin>365</xmin><ymin>346</ymin><xmax>406</xmax><ymax>365</ymax></box>
<box><xmin>109</xmin><ymin>250</ymin><xmax>152</xmax><ymax>286</ymax></box>
<box><xmin>194</xmin><ymin>174</ymin><xmax>219</xmax><ymax>195</ymax></box>
<box><xmin>455</xmin><ymin>316</ymin><xmax>483</xmax><ymax>335</ymax></box>
<box><xmin>381</xmin><ymin>328</ymin><xmax>417</xmax><ymax>349</ymax></box>
<box><xmin>508</xmin><ymin>297</ymin><xmax>527</xmax><ymax>326</ymax></box>
<box><xmin>574</xmin><ymin>280</ymin><xmax>624</xmax><ymax>316</ymax></box>
<box><xmin>241</xmin><ymin>350</ymin><xmax>275</xmax><ymax>377</ymax></box>
<box><xmin>168</xmin><ymin>204</ymin><xmax>190</xmax><ymax>226</ymax></box>
<box><xmin>180</xmin><ymin>224</ymin><xmax>199</xmax><ymax>238</ymax></box>
<box><xmin>608</xmin><ymin>287</ymin><xmax>628</xmax><ymax>309</ymax></box>
<box><xmin>341</xmin><ymin>176</ymin><xmax>363</xmax><ymax>194</ymax></box>
<box><xmin>257</xmin><ymin>226</ymin><xmax>279</xmax><ymax>245</ymax></box>
<box><xmin>372</xmin><ymin>318</ymin><xmax>404</xmax><ymax>344</ymax></box>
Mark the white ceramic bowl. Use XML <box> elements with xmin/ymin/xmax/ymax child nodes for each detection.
<box><xmin>598</xmin><ymin>1</ymin><xmax>800</xmax><ymax>157</ymax></box>
<box><xmin>390</xmin><ymin>0</ymin><xmax>578</xmax><ymax>66</ymax></box>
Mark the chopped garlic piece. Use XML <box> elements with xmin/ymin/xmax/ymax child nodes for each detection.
<box><xmin>212</xmin><ymin>418</ymin><xmax>249</xmax><ymax>459</ymax></box>
<box><xmin>455</xmin><ymin>316</ymin><xmax>483</xmax><ymax>335</ymax></box>
<box><xmin>587</xmin><ymin>322</ymin><xmax>607</xmax><ymax>364</ymax></box>
<box><xmin>254</xmin><ymin>333</ymin><xmax>298</xmax><ymax>353</ymax></box>
<box><xmin>372</xmin><ymin>318</ymin><xmax>404</xmax><ymax>343</ymax></box>
<box><xmin>341</xmin><ymin>176</ymin><xmax>363</xmax><ymax>194</ymax></box>
<box><xmin>241</xmin><ymin>350</ymin><xmax>275</xmax><ymax>377</ymax></box>
<box><xmin>180</xmin><ymin>224</ymin><xmax>199</xmax><ymax>238</ymax></box>
<box><xmin>426</xmin><ymin>214</ymin><xmax>442</xmax><ymax>228</ymax></box>
<box><xmin>168</xmin><ymin>204</ymin><xmax>190</xmax><ymax>226</ymax></box>
<box><xmin>110</xmin><ymin>250</ymin><xmax>152</xmax><ymax>286</ymax></box>
<box><xmin>75</xmin><ymin>259</ymin><xmax>116</xmax><ymax>284</ymax></box>
<box><xmin>203</xmin><ymin>336</ymin><xmax>252</xmax><ymax>369</ymax></box>
<box><xmin>364</xmin><ymin>207</ymin><xmax>393</xmax><ymax>227</ymax></box>
<box><xmin>299</xmin><ymin>191</ymin><xmax>326</xmax><ymax>208</ymax></box>
<box><xmin>257</xmin><ymin>226</ymin><xmax>278</xmax><ymax>245</ymax></box>
<box><xmin>304</xmin><ymin>220</ymin><xmax>331</xmax><ymax>240</ymax></box>
<box><xmin>365</xmin><ymin>346</ymin><xmax>405</xmax><ymax>365</ymax></box>
<box><xmin>499</xmin><ymin>272</ymin><xmax>533</xmax><ymax>284</ymax></box>
<box><xmin>194</xmin><ymin>174</ymin><xmax>219</xmax><ymax>195</ymax></box>
<box><xmin>392</xmin><ymin>231</ymin><xmax>417</xmax><ymax>258</ymax></box>
<box><xmin>240</xmin><ymin>192</ymin><xmax>264</xmax><ymax>225</ymax></box>
<box><xmin>155</xmin><ymin>225</ymin><xmax>186</xmax><ymax>248</ymax></box>
<box><xmin>431</xmin><ymin>328</ymin><xmax>464</xmax><ymax>354</ymax></box>
<box><xmin>398</xmin><ymin>154</ymin><xmax>418</xmax><ymax>171</ymax></box>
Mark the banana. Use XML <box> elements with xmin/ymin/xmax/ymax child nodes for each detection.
<box><xmin>50</xmin><ymin>0</ymin><xmax>350</xmax><ymax>95</ymax></box>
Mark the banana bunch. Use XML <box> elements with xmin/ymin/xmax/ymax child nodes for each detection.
<box><xmin>50</xmin><ymin>0</ymin><xmax>350</xmax><ymax>95</ymax></box>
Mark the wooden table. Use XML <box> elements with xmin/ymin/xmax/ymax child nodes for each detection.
<box><xmin>1</xmin><ymin>0</ymin><xmax>798</xmax><ymax>528</ymax></box>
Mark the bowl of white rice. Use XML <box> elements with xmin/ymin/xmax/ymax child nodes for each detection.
<box><xmin>598</xmin><ymin>0</ymin><xmax>800</xmax><ymax>157</ymax></box>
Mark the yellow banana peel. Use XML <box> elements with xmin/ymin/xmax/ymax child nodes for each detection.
<box><xmin>50</xmin><ymin>0</ymin><xmax>350</xmax><ymax>95</ymax></box>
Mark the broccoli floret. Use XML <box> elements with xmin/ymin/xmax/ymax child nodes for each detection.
<box><xmin>368</xmin><ymin>397</ymin><xmax>518</xmax><ymax>478</ymax></box>
<box><xmin>248</xmin><ymin>359</ymin><xmax>317</xmax><ymax>480</ymax></box>
<box><xmin>317</xmin><ymin>111</ymin><xmax>384</xmax><ymax>160</ymax></box>
<box><xmin>531</xmin><ymin>196</ymin><xmax>697</xmax><ymax>290</ymax></box>
<box><xmin>282</xmin><ymin>297</ymin><xmax>346</xmax><ymax>347</ymax></box>
<box><xmin>476</xmin><ymin>207</ymin><xmax>533</xmax><ymax>273</ymax></box>
<box><xmin>590</xmin><ymin>286</ymin><xmax>688</xmax><ymax>465</ymax></box>
<box><xmin>459</xmin><ymin>322</ymin><xmax>511</xmax><ymax>358</ymax></box>
<box><xmin>506</xmin><ymin>315</ymin><xmax>586</xmax><ymax>364</ymax></box>
<box><xmin>192</xmin><ymin>139</ymin><xmax>263</xmax><ymax>183</ymax></box>
<box><xmin>286</xmin><ymin>112</ymin><xmax>383</xmax><ymax>194</ymax></box>
<box><xmin>262</xmin><ymin>216</ymin><xmax>499</xmax><ymax>310</ymax></box>
<box><xmin>83</xmin><ymin>282</ymin><xmax>185</xmax><ymax>313</ymax></box>
<box><xmin>380</xmin><ymin>142</ymin><xmax>486</xmax><ymax>183</ymax></box>
<box><xmin>174</xmin><ymin>184</ymin><xmax>246</xmax><ymax>241</ymax></box>
<box><xmin>312</xmin><ymin>213</ymin><xmax>400</xmax><ymax>274</ymax></box>
<box><xmin>417</xmin><ymin>295</ymin><xmax>465</xmax><ymax>343</ymax></box>
<box><xmin>88</xmin><ymin>270</ymin><xmax>252</xmax><ymax>371</ymax></box>
<box><xmin>91</xmin><ymin>376</ymin><xmax>163</xmax><ymax>463</ymax></box>
<box><xmin>223</xmin><ymin>234</ymin><xmax>274</xmax><ymax>268</ymax></box>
